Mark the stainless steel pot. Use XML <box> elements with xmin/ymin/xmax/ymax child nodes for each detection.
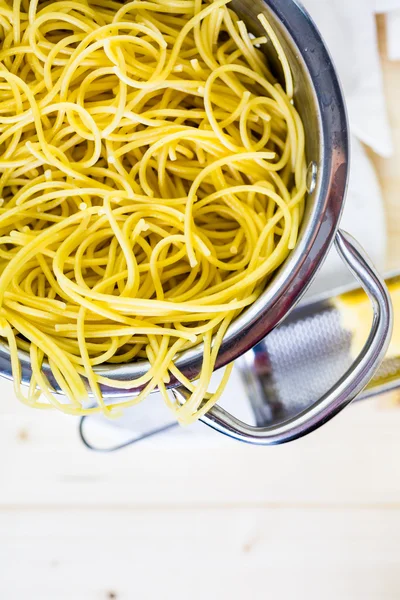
<box><xmin>0</xmin><ymin>0</ymin><xmax>393</xmax><ymax>444</ymax></box>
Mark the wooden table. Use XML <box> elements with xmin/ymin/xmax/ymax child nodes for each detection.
<box><xmin>1</xmin><ymin>18</ymin><xmax>400</xmax><ymax>600</ymax></box>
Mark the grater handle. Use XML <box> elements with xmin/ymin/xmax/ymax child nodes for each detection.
<box><xmin>195</xmin><ymin>230</ymin><xmax>393</xmax><ymax>445</ymax></box>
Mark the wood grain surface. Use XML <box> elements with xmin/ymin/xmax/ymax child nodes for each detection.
<box><xmin>0</xmin><ymin>17</ymin><xmax>400</xmax><ymax>600</ymax></box>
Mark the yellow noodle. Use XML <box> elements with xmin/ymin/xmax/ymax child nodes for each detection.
<box><xmin>0</xmin><ymin>0</ymin><xmax>306</xmax><ymax>424</ymax></box>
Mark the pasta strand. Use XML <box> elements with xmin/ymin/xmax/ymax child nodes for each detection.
<box><xmin>0</xmin><ymin>0</ymin><xmax>306</xmax><ymax>424</ymax></box>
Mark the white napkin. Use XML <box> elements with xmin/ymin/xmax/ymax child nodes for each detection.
<box><xmin>375</xmin><ymin>0</ymin><xmax>400</xmax><ymax>59</ymax></box>
<box><xmin>302</xmin><ymin>0</ymin><xmax>400</xmax><ymax>297</ymax></box>
<box><xmin>386</xmin><ymin>10</ymin><xmax>400</xmax><ymax>59</ymax></box>
<box><xmin>306</xmin><ymin>137</ymin><xmax>388</xmax><ymax>295</ymax></box>
<box><xmin>375</xmin><ymin>0</ymin><xmax>400</xmax><ymax>10</ymax></box>
<box><xmin>303</xmin><ymin>0</ymin><xmax>395</xmax><ymax>156</ymax></box>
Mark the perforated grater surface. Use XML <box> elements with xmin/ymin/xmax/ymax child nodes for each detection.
<box><xmin>237</xmin><ymin>272</ymin><xmax>400</xmax><ymax>427</ymax></box>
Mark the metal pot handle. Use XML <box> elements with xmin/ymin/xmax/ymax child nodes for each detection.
<box><xmin>175</xmin><ymin>230</ymin><xmax>393</xmax><ymax>445</ymax></box>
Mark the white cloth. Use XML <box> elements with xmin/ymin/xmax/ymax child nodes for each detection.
<box><xmin>375</xmin><ymin>0</ymin><xmax>400</xmax><ymax>59</ymax></box>
<box><xmin>306</xmin><ymin>137</ymin><xmax>388</xmax><ymax>295</ymax></box>
<box><xmin>375</xmin><ymin>0</ymin><xmax>400</xmax><ymax>11</ymax></box>
<box><xmin>303</xmin><ymin>0</ymin><xmax>394</xmax><ymax>157</ymax></box>
<box><xmin>301</xmin><ymin>0</ymin><xmax>400</xmax><ymax>296</ymax></box>
<box><xmin>387</xmin><ymin>10</ymin><xmax>400</xmax><ymax>59</ymax></box>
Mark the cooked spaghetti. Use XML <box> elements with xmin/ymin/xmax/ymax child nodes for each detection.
<box><xmin>0</xmin><ymin>0</ymin><xmax>306</xmax><ymax>423</ymax></box>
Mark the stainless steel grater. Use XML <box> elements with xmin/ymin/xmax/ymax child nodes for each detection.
<box><xmin>237</xmin><ymin>272</ymin><xmax>400</xmax><ymax>428</ymax></box>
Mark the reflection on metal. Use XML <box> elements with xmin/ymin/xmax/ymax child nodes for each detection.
<box><xmin>197</xmin><ymin>231</ymin><xmax>393</xmax><ymax>445</ymax></box>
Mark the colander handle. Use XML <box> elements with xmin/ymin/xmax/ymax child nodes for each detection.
<box><xmin>195</xmin><ymin>230</ymin><xmax>392</xmax><ymax>445</ymax></box>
